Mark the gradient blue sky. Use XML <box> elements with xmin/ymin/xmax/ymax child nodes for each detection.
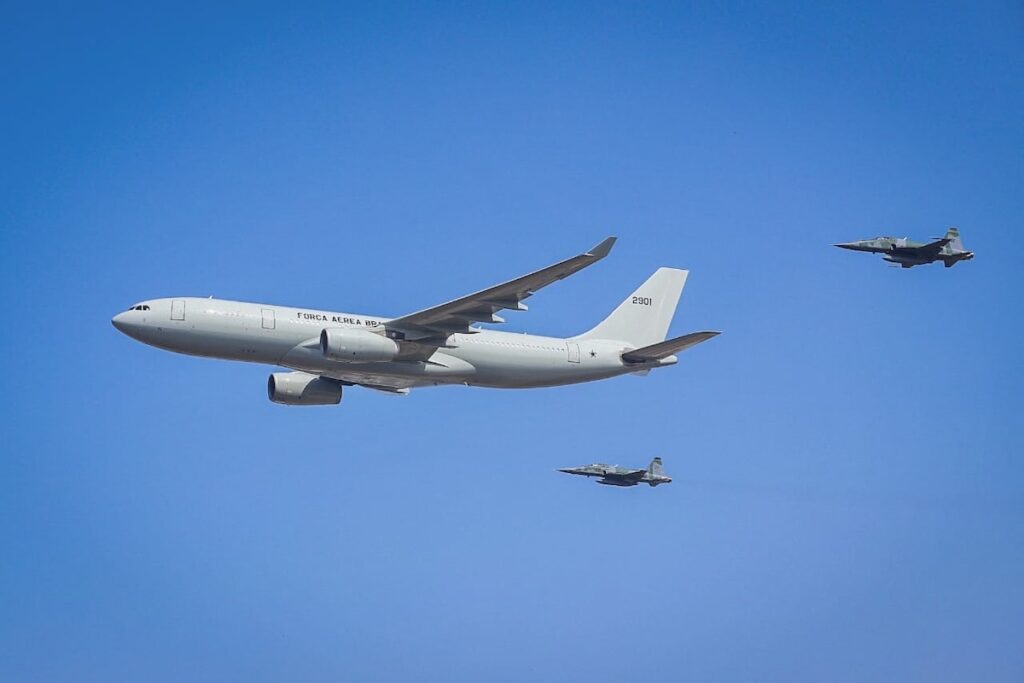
<box><xmin>2</xmin><ymin>2</ymin><xmax>1022</xmax><ymax>681</ymax></box>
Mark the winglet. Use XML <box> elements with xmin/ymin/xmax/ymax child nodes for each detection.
<box><xmin>587</xmin><ymin>236</ymin><xmax>617</xmax><ymax>259</ymax></box>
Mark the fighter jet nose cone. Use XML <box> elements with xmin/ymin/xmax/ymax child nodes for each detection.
<box><xmin>834</xmin><ymin>242</ymin><xmax>856</xmax><ymax>250</ymax></box>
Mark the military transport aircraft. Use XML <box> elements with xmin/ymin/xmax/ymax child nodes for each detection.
<box><xmin>558</xmin><ymin>457</ymin><xmax>671</xmax><ymax>487</ymax></box>
<box><xmin>111</xmin><ymin>237</ymin><xmax>719</xmax><ymax>404</ymax></box>
<box><xmin>834</xmin><ymin>227</ymin><xmax>974</xmax><ymax>268</ymax></box>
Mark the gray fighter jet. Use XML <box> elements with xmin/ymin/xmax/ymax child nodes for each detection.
<box><xmin>558</xmin><ymin>457</ymin><xmax>671</xmax><ymax>487</ymax></box>
<box><xmin>835</xmin><ymin>227</ymin><xmax>974</xmax><ymax>268</ymax></box>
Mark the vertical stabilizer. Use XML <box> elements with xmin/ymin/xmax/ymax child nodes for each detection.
<box><xmin>648</xmin><ymin>457</ymin><xmax>664</xmax><ymax>476</ymax></box>
<box><xmin>945</xmin><ymin>226</ymin><xmax>965</xmax><ymax>252</ymax></box>
<box><xmin>575</xmin><ymin>268</ymin><xmax>688</xmax><ymax>347</ymax></box>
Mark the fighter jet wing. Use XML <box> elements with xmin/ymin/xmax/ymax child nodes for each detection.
<box><xmin>891</xmin><ymin>237</ymin><xmax>950</xmax><ymax>258</ymax></box>
<box><xmin>385</xmin><ymin>237</ymin><xmax>616</xmax><ymax>340</ymax></box>
<box><xmin>622</xmin><ymin>330</ymin><xmax>720</xmax><ymax>363</ymax></box>
<box><xmin>602</xmin><ymin>469</ymin><xmax>647</xmax><ymax>483</ymax></box>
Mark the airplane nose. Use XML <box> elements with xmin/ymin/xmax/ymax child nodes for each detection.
<box><xmin>111</xmin><ymin>312</ymin><xmax>129</xmax><ymax>332</ymax></box>
<box><xmin>834</xmin><ymin>242</ymin><xmax>858</xmax><ymax>250</ymax></box>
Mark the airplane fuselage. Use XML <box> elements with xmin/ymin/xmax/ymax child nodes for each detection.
<box><xmin>557</xmin><ymin>462</ymin><xmax>672</xmax><ymax>487</ymax></box>
<box><xmin>834</xmin><ymin>230</ymin><xmax>974</xmax><ymax>269</ymax></box>
<box><xmin>112</xmin><ymin>297</ymin><xmax>668</xmax><ymax>390</ymax></box>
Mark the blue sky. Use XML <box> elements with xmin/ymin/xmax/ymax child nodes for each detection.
<box><xmin>2</xmin><ymin>2</ymin><xmax>1022</xmax><ymax>680</ymax></box>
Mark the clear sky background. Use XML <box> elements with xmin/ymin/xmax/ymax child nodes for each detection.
<box><xmin>2</xmin><ymin>2</ymin><xmax>1022</xmax><ymax>681</ymax></box>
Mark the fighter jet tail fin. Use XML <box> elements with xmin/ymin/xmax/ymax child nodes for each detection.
<box><xmin>944</xmin><ymin>226</ymin><xmax>965</xmax><ymax>252</ymax></box>
<box><xmin>648</xmin><ymin>457</ymin><xmax>664</xmax><ymax>476</ymax></box>
<box><xmin>575</xmin><ymin>268</ymin><xmax>688</xmax><ymax>347</ymax></box>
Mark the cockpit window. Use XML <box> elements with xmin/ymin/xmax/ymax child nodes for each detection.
<box><xmin>128</xmin><ymin>304</ymin><xmax>151</xmax><ymax>311</ymax></box>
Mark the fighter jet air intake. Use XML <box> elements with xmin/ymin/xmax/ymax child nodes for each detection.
<box><xmin>112</xmin><ymin>238</ymin><xmax>720</xmax><ymax>404</ymax></box>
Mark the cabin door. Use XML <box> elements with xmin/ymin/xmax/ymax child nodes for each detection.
<box><xmin>566</xmin><ymin>341</ymin><xmax>581</xmax><ymax>363</ymax></box>
<box><xmin>261</xmin><ymin>308</ymin><xmax>276</xmax><ymax>330</ymax></box>
<box><xmin>171</xmin><ymin>299</ymin><xmax>185</xmax><ymax>321</ymax></box>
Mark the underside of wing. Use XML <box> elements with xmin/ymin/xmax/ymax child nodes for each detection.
<box><xmin>355</xmin><ymin>383</ymin><xmax>411</xmax><ymax>395</ymax></box>
<box><xmin>385</xmin><ymin>236</ymin><xmax>616</xmax><ymax>341</ymax></box>
<box><xmin>604</xmin><ymin>469</ymin><xmax>647</xmax><ymax>483</ymax></box>
<box><xmin>320</xmin><ymin>369</ymin><xmax>424</xmax><ymax>393</ymax></box>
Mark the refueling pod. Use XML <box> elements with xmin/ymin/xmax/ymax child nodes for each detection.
<box><xmin>320</xmin><ymin>328</ymin><xmax>400</xmax><ymax>362</ymax></box>
<box><xmin>268</xmin><ymin>371</ymin><xmax>343</xmax><ymax>405</ymax></box>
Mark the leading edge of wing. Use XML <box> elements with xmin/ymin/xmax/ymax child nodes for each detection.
<box><xmin>386</xmin><ymin>236</ymin><xmax>616</xmax><ymax>338</ymax></box>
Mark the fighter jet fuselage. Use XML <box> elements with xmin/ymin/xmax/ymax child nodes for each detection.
<box><xmin>835</xmin><ymin>227</ymin><xmax>973</xmax><ymax>268</ymax></box>
<box><xmin>559</xmin><ymin>457</ymin><xmax>671</xmax><ymax>487</ymax></box>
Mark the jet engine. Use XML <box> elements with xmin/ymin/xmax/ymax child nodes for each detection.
<box><xmin>320</xmin><ymin>328</ymin><xmax>399</xmax><ymax>362</ymax></box>
<box><xmin>267</xmin><ymin>371</ymin><xmax>343</xmax><ymax>405</ymax></box>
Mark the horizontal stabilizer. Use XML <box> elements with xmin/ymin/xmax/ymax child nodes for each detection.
<box><xmin>622</xmin><ymin>331</ymin><xmax>720</xmax><ymax>363</ymax></box>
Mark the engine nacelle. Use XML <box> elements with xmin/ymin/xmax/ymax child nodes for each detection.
<box><xmin>267</xmin><ymin>372</ymin><xmax>343</xmax><ymax>406</ymax></box>
<box><xmin>320</xmin><ymin>328</ymin><xmax>399</xmax><ymax>362</ymax></box>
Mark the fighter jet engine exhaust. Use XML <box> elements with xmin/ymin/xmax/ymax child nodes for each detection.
<box><xmin>267</xmin><ymin>371</ymin><xmax>343</xmax><ymax>405</ymax></box>
<box><xmin>320</xmin><ymin>328</ymin><xmax>400</xmax><ymax>362</ymax></box>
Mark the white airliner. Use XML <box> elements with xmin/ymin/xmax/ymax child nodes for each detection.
<box><xmin>111</xmin><ymin>237</ymin><xmax>719</xmax><ymax>404</ymax></box>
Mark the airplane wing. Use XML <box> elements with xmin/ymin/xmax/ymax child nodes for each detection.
<box><xmin>891</xmin><ymin>237</ymin><xmax>950</xmax><ymax>258</ymax></box>
<box><xmin>320</xmin><ymin>368</ymin><xmax>424</xmax><ymax>393</ymax></box>
<box><xmin>353</xmin><ymin>383</ymin><xmax>411</xmax><ymax>395</ymax></box>
<box><xmin>385</xmin><ymin>237</ymin><xmax>616</xmax><ymax>340</ymax></box>
<box><xmin>602</xmin><ymin>469</ymin><xmax>647</xmax><ymax>483</ymax></box>
<box><xmin>621</xmin><ymin>330</ymin><xmax>720</xmax><ymax>363</ymax></box>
